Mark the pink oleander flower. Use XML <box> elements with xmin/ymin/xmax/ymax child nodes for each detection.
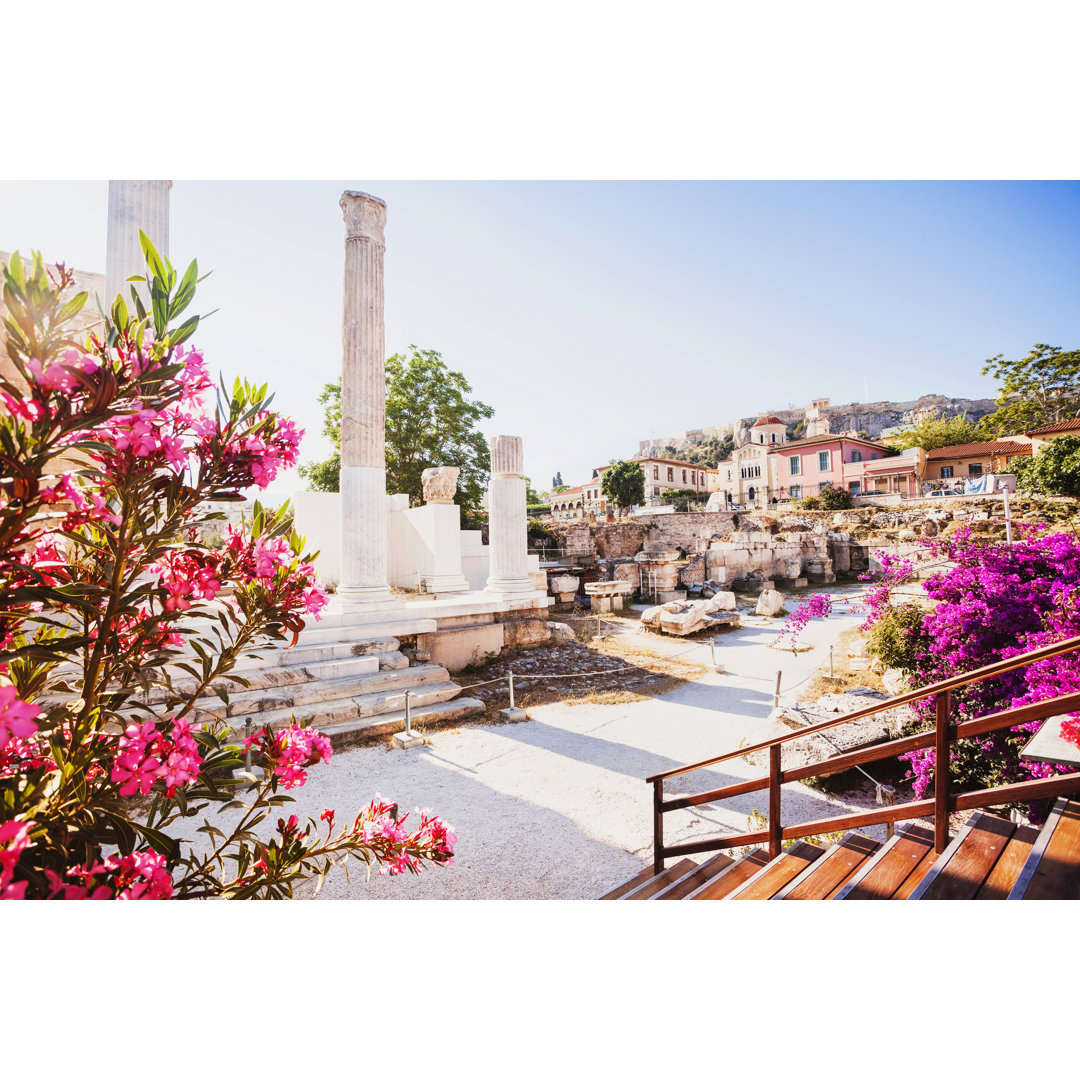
<box><xmin>245</xmin><ymin>722</ymin><xmax>332</xmax><ymax>789</ymax></box>
<box><xmin>0</xmin><ymin>820</ymin><xmax>35</xmax><ymax>900</ymax></box>
<box><xmin>0</xmin><ymin>686</ymin><xmax>39</xmax><ymax>751</ymax></box>
<box><xmin>110</xmin><ymin>717</ymin><xmax>203</xmax><ymax>798</ymax></box>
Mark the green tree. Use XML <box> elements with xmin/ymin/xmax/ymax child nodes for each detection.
<box><xmin>601</xmin><ymin>460</ymin><xmax>645</xmax><ymax>515</ymax></box>
<box><xmin>299</xmin><ymin>346</ymin><xmax>494</xmax><ymax>510</ymax></box>
<box><xmin>978</xmin><ymin>343</ymin><xmax>1080</xmax><ymax>437</ymax></box>
<box><xmin>1013</xmin><ymin>435</ymin><xmax>1080</xmax><ymax>498</ymax></box>
<box><xmin>889</xmin><ymin>412</ymin><xmax>982</xmax><ymax>451</ymax></box>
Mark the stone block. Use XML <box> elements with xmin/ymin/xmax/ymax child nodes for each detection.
<box><xmin>500</xmin><ymin>616</ymin><xmax>552</xmax><ymax>648</ymax></box>
<box><xmin>756</xmin><ymin>589</ymin><xmax>785</xmax><ymax>616</ymax></box>
<box><xmin>416</xmin><ymin>624</ymin><xmax>504</xmax><ymax>673</ymax></box>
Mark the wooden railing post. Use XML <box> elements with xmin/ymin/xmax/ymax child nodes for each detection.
<box><xmin>935</xmin><ymin>689</ymin><xmax>952</xmax><ymax>853</ymax></box>
<box><xmin>769</xmin><ymin>744</ymin><xmax>782</xmax><ymax>859</ymax></box>
<box><xmin>653</xmin><ymin>779</ymin><xmax>664</xmax><ymax>875</ymax></box>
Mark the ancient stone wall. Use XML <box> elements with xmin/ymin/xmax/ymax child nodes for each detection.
<box><xmin>644</xmin><ymin>512</ymin><xmax>737</xmax><ymax>554</ymax></box>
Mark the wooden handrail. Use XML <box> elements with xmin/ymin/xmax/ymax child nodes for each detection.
<box><xmin>645</xmin><ymin>632</ymin><xmax>1080</xmax><ymax>783</ymax></box>
<box><xmin>648</xmin><ymin>633</ymin><xmax>1080</xmax><ymax>873</ymax></box>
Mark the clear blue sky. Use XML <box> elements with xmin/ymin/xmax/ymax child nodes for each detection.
<box><xmin>2</xmin><ymin>180</ymin><xmax>1078</xmax><ymax>498</ymax></box>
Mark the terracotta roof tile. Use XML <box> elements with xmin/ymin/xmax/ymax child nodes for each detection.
<box><xmin>752</xmin><ymin>415</ymin><xmax>786</xmax><ymax>427</ymax></box>
<box><xmin>1026</xmin><ymin>418</ymin><xmax>1080</xmax><ymax>436</ymax></box>
<box><xmin>924</xmin><ymin>440</ymin><xmax>1031</xmax><ymax>460</ymax></box>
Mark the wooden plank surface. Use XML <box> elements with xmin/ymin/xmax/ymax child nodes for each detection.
<box><xmin>621</xmin><ymin>857</ymin><xmax>698</xmax><ymax>899</ymax></box>
<box><xmin>653</xmin><ymin>852</ymin><xmax>735</xmax><ymax>900</ymax></box>
<box><xmin>837</xmin><ymin>823</ymin><xmax>935</xmax><ymax>899</ymax></box>
<box><xmin>727</xmin><ymin>842</ymin><xmax>825</xmax><ymax>900</ymax></box>
<box><xmin>976</xmin><ymin>825</ymin><xmax>1039</xmax><ymax>899</ymax></box>
<box><xmin>910</xmin><ymin>811</ymin><xmax>1015</xmax><ymax>900</ymax></box>
<box><xmin>1013</xmin><ymin>799</ymin><xmax>1080</xmax><ymax>900</ymax></box>
<box><xmin>892</xmin><ymin>846</ymin><xmax>939</xmax><ymax>900</ymax></box>
<box><xmin>687</xmin><ymin>850</ymin><xmax>770</xmax><ymax>899</ymax></box>
<box><xmin>777</xmin><ymin>834</ymin><xmax>880</xmax><ymax>900</ymax></box>
<box><xmin>598</xmin><ymin>865</ymin><xmax>655</xmax><ymax>900</ymax></box>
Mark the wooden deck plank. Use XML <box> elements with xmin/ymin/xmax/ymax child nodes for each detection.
<box><xmin>620</xmin><ymin>858</ymin><xmax>698</xmax><ymax>900</ymax></box>
<box><xmin>726</xmin><ymin>842</ymin><xmax>825</xmax><ymax>900</ymax></box>
<box><xmin>652</xmin><ymin>852</ymin><xmax>735</xmax><ymax>899</ymax></box>
<box><xmin>775</xmin><ymin>834</ymin><xmax>880</xmax><ymax>900</ymax></box>
<box><xmin>835</xmin><ymin>822</ymin><xmax>935</xmax><ymax>899</ymax></box>
<box><xmin>910</xmin><ymin>811</ymin><xmax>1016</xmax><ymax>901</ymax></box>
<box><xmin>1011</xmin><ymin>798</ymin><xmax>1080</xmax><ymax>900</ymax></box>
<box><xmin>892</xmin><ymin>845</ymin><xmax>939</xmax><ymax>900</ymax></box>
<box><xmin>687</xmin><ymin>850</ymin><xmax>770</xmax><ymax>899</ymax></box>
<box><xmin>975</xmin><ymin>824</ymin><xmax>1040</xmax><ymax>899</ymax></box>
<box><xmin>597</xmin><ymin>865</ymin><xmax>656</xmax><ymax>899</ymax></box>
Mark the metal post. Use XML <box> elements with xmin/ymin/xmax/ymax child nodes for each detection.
<box><xmin>508</xmin><ymin>672</ymin><xmax>515</xmax><ymax>710</ymax></box>
<box><xmin>653</xmin><ymin>779</ymin><xmax>665</xmax><ymax>876</ymax></box>
<box><xmin>1003</xmin><ymin>485</ymin><xmax>1013</xmax><ymax>544</ymax></box>
<box><xmin>829</xmin><ymin>645</ymin><xmax>834</xmax><ymax>679</ymax></box>
<box><xmin>404</xmin><ymin>689</ymin><xmax>412</xmax><ymax>736</ymax></box>
<box><xmin>773</xmin><ymin>670</ymin><xmax>782</xmax><ymax>709</ymax></box>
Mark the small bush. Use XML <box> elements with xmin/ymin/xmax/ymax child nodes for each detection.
<box><xmin>817</xmin><ymin>486</ymin><xmax>853</xmax><ymax>511</ymax></box>
<box><xmin>800</xmin><ymin>496</ymin><xmax>821</xmax><ymax>510</ymax></box>
<box><xmin>865</xmin><ymin>601</ymin><xmax>928</xmax><ymax>674</ymax></box>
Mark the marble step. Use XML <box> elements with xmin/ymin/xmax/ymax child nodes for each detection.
<box><xmin>221</xmin><ymin>678</ymin><xmax>469</xmax><ymax>735</ymax></box>
<box><xmin>232</xmin><ymin>637</ymin><xmax>404</xmax><ymax>672</ymax></box>
<box><xmin>193</xmin><ymin>664</ymin><xmax>452</xmax><ymax>723</ymax></box>
<box><xmin>318</xmin><ymin>696</ymin><xmax>487</xmax><ymax>749</ymax></box>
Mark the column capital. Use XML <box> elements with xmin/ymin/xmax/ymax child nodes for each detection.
<box><xmin>341</xmin><ymin>191</ymin><xmax>387</xmax><ymax>247</ymax></box>
<box><xmin>490</xmin><ymin>435</ymin><xmax>523</xmax><ymax>477</ymax></box>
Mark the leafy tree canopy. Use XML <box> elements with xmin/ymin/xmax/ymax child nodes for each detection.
<box><xmin>601</xmin><ymin>459</ymin><xmax>645</xmax><ymax>514</ymax></box>
<box><xmin>299</xmin><ymin>346</ymin><xmax>494</xmax><ymax>510</ymax></box>
<box><xmin>978</xmin><ymin>344</ymin><xmax>1080</xmax><ymax>437</ymax></box>
<box><xmin>1013</xmin><ymin>435</ymin><xmax>1080</xmax><ymax>499</ymax></box>
<box><xmin>889</xmin><ymin>412</ymin><xmax>983</xmax><ymax>451</ymax></box>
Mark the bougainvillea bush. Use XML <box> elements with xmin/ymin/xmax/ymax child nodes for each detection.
<box><xmin>0</xmin><ymin>241</ymin><xmax>454</xmax><ymax>899</ymax></box>
<box><xmin>894</xmin><ymin>525</ymin><xmax>1080</xmax><ymax>807</ymax></box>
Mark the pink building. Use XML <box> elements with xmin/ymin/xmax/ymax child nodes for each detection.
<box><xmin>770</xmin><ymin>433</ymin><xmax>894</xmax><ymax>501</ymax></box>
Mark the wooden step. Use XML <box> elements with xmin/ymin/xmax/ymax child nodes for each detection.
<box><xmin>1008</xmin><ymin>798</ymin><xmax>1080</xmax><ymax>900</ymax></box>
<box><xmin>620</xmin><ymin>858</ymin><xmax>699</xmax><ymax>899</ymax></box>
<box><xmin>725</xmin><ymin>841</ymin><xmax>825</xmax><ymax>899</ymax></box>
<box><xmin>773</xmin><ymin>833</ymin><xmax>881</xmax><ymax>900</ymax></box>
<box><xmin>598</xmin><ymin>865</ymin><xmax>656</xmax><ymax>900</ymax></box>
<box><xmin>976</xmin><ymin>824</ymin><xmax>1040</xmax><ymax>899</ymax></box>
<box><xmin>908</xmin><ymin>811</ymin><xmax>1016</xmax><ymax>900</ymax></box>
<box><xmin>834</xmin><ymin>822</ymin><xmax>936</xmax><ymax>899</ymax></box>
<box><xmin>652</xmin><ymin>852</ymin><xmax>736</xmax><ymax>899</ymax></box>
<box><xmin>686</xmin><ymin>850</ymin><xmax>771</xmax><ymax>899</ymax></box>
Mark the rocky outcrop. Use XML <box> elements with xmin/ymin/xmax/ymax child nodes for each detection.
<box><xmin>636</xmin><ymin>393</ymin><xmax>998</xmax><ymax>458</ymax></box>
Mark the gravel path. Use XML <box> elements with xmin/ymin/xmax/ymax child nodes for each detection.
<box><xmin>266</xmin><ymin>585</ymin><xmax>894</xmax><ymax>900</ymax></box>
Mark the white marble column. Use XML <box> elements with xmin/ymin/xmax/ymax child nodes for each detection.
<box><xmin>104</xmin><ymin>180</ymin><xmax>171</xmax><ymax>310</ymax></box>
<box><xmin>485</xmin><ymin>436</ymin><xmax>534</xmax><ymax>593</ymax></box>
<box><xmin>337</xmin><ymin>191</ymin><xmax>400</xmax><ymax>610</ymax></box>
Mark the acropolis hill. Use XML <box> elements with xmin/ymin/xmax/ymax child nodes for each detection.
<box><xmin>638</xmin><ymin>393</ymin><xmax>999</xmax><ymax>459</ymax></box>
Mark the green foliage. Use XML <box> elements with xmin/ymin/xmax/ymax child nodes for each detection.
<box><xmin>800</xmin><ymin>495</ymin><xmax>820</xmax><ymax>510</ymax></box>
<box><xmin>681</xmin><ymin>432</ymin><xmax>733</xmax><ymax>469</ymax></box>
<box><xmin>298</xmin><ymin>450</ymin><xmax>341</xmax><ymax>492</ymax></box>
<box><xmin>865</xmin><ymin>601</ymin><xmax>928</xmax><ymax>674</ymax></box>
<box><xmin>527</xmin><ymin>517</ymin><xmax>557</xmax><ymax>545</ymax></box>
<box><xmin>889</xmin><ymin>412</ymin><xmax>982</xmax><ymax>451</ymax></box>
<box><xmin>601</xmin><ymin>459</ymin><xmax>645</xmax><ymax>513</ymax></box>
<box><xmin>298</xmin><ymin>346</ymin><xmax>494</xmax><ymax>510</ymax></box>
<box><xmin>1013</xmin><ymin>435</ymin><xmax>1080</xmax><ymax>498</ymax></box>
<box><xmin>978</xmin><ymin>344</ymin><xmax>1080</xmax><ymax>437</ymax></box>
<box><xmin>551</xmin><ymin>484</ymin><xmax>570</xmax><ymax>494</ymax></box>
<box><xmin>816</xmin><ymin>486</ymin><xmax>852</xmax><ymax>510</ymax></box>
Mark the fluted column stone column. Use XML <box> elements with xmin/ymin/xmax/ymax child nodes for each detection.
<box><xmin>337</xmin><ymin>191</ymin><xmax>400</xmax><ymax>610</ymax></box>
<box><xmin>485</xmin><ymin>435</ymin><xmax>533</xmax><ymax>593</ymax></box>
<box><xmin>104</xmin><ymin>180</ymin><xmax>171</xmax><ymax>310</ymax></box>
